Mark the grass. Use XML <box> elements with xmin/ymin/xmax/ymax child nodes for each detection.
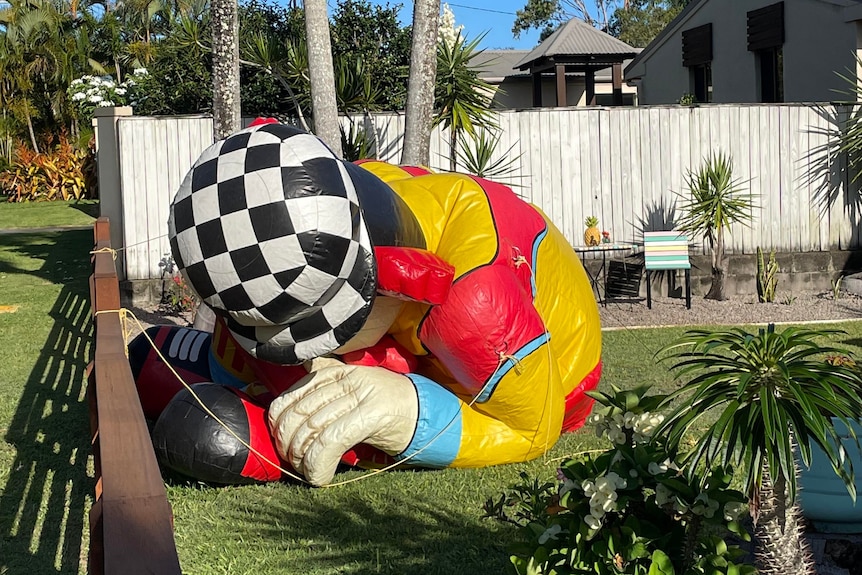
<box><xmin>4</xmin><ymin>201</ymin><xmax>862</xmax><ymax>574</ymax></box>
<box><xmin>0</xmin><ymin>200</ymin><xmax>98</xmax><ymax>229</ymax></box>
<box><xmin>0</xmin><ymin>228</ymin><xmax>93</xmax><ymax>574</ymax></box>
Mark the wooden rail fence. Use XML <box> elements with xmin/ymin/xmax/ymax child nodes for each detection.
<box><xmin>88</xmin><ymin>217</ymin><xmax>182</xmax><ymax>574</ymax></box>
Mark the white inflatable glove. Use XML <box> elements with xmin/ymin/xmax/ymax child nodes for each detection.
<box><xmin>267</xmin><ymin>363</ymin><xmax>419</xmax><ymax>486</ymax></box>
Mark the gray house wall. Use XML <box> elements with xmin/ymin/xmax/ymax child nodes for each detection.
<box><xmin>627</xmin><ymin>0</ymin><xmax>860</xmax><ymax>105</ymax></box>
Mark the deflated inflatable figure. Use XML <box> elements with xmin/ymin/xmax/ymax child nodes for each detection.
<box><xmin>129</xmin><ymin>118</ymin><xmax>602</xmax><ymax>486</ymax></box>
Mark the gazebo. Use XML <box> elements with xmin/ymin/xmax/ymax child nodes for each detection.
<box><xmin>515</xmin><ymin>18</ymin><xmax>638</xmax><ymax>107</ymax></box>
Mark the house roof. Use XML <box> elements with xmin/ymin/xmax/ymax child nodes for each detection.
<box><xmin>515</xmin><ymin>18</ymin><xmax>639</xmax><ymax>71</ymax></box>
<box><xmin>474</xmin><ymin>50</ymin><xmax>638</xmax><ymax>82</ymax></box>
<box><xmin>473</xmin><ymin>50</ymin><xmax>531</xmax><ymax>81</ymax></box>
<box><xmin>624</xmin><ymin>0</ymin><xmax>862</xmax><ymax>80</ymax></box>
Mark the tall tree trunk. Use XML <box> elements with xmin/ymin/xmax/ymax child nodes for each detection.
<box><xmin>449</xmin><ymin>127</ymin><xmax>457</xmax><ymax>172</ymax></box>
<box><xmin>401</xmin><ymin>0</ymin><xmax>440</xmax><ymax>167</ymax></box>
<box><xmin>705</xmin><ymin>228</ymin><xmax>727</xmax><ymax>300</ymax></box>
<box><xmin>754</xmin><ymin>465</ymin><xmax>815</xmax><ymax>575</ymax></box>
<box><xmin>211</xmin><ymin>0</ymin><xmax>241</xmax><ymax>140</ymax></box>
<box><xmin>26</xmin><ymin>112</ymin><xmax>39</xmax><ymax>154</ymax></box>
<box><xmin>304</xmin><ymin>0</ymin><xmax>342</xmax><ymax>157</ymax></box>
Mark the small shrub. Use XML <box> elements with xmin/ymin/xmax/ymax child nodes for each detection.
<box><xmin>158</xmin><ymin>254</ymin><xmax>199</xmax><ymax>316</ymax></box>
<box><xmin>832</xmin><ymin>275</ymin><xmax>844</xmax><ymax>300</ymax></box>
<box><xmin>484</xmin><ymin>385</ymin><xmax>753</xmax><ymax>575</ymax></box>
<box><xmin>0</xmin><ymin>133</ymin><xmax>97</xmax><ymax>202</ymax></box>
<box><xmin>756</xmin><ymin>246</ymin><xmax>778</xmax><ymax>303</ymax></box>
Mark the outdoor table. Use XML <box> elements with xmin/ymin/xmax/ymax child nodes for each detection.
<box><xmin>572</xmin><ymin>243</ymin><xmax>639</xmax><ymax>306</ymax></box>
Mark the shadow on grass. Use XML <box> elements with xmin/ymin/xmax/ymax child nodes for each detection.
<box><xmin>0</xmin><ymin>230</ymin><xmax>94</xmax><ymax>574</ymax></box>
<box><xmin>68</xmin><ymin>200</ymin><xmax>99</xmax><ymax>219</ymax></box>
<box><xmin>224</xmin><ymin>487</ymin><xmax>518</xmax><ymax>575</ymax></box>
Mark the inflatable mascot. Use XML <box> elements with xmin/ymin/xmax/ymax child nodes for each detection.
<box><xmin>129</xmin><ymin>119</ymin><xmax>602</xmax><ymax>486</ymax></box>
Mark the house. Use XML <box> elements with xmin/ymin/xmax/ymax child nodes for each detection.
<box><xmin>624</xmin><ymin>0</ymin><xmax>862</xmax><ymax>105</ymax></box>
<box><xmin>473</xmin><ymin>19</ymin><xmax>639</xmax><ymax>109</ymax></box>
<box><xmin>475</xmin><ymin>49</ymin><xmax>639</xmax><ymax>109</ymax></box>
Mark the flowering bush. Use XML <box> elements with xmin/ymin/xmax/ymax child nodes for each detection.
<box><xmin>484</xmin><ymin>385</ymin><xmax>754</xmax><ymax>575</ymax></box>
<box><xmin>158</xmin><ymin>254</ymin><xmax>199</xmax><ymax>315</ymax></box>
<box><xmin>67</xmin><ymin>69</ymin><xmax>149</xmax><ymax>121</ymax></box>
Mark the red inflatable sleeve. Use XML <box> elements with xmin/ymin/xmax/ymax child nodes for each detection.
<box><xmin>374</xmin><ymin>246</ymin><xmax>455</xmax><ymax>305</ymax></box>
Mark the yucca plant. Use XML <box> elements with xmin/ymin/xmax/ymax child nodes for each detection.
<box><xmin>657</xmin><ymin>325</ymin><xmax>862</xmax><ymax>575</ymax></box>
<box><xmin>455</xmin><ymin>128</ymin><xmax>523</xmax><ymax>185</ymax></box>
<box><xmin>676</xmin><ymin>151</ymin><xmax>756</xmax><ymax>300</ymax></box>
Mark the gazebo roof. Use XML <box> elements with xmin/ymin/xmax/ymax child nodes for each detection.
<box><xmin>515</xmin><ymin>18</ymin><xmax>638</xmax><ymax>71</ymax></box>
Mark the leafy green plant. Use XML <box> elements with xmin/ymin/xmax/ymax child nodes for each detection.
<box><xmin>434</xmin><ymin>31</ymin><xmax>496</xmax><ymax>172</ymax></box>
<box><xmin>455</xmin><ymin>128</ymin><xmax>523</xmax><ymax>184</ymax></box>
<box><xmin>676</xmin><ymin>152</ymin><xmax>756</xmax><ymax>301</ymax></box>
<box><xmin>782</xmin><ymin>294</ymin><xmax>797</xmax><ymax>306</ymax></box>
<box><xmin>678</xmin><ymin>93</ymin><xmax>697</xmax><ymax>106</ymax></box>
<box><xmin>485</xmin><ymin>385</ymin><xmax>753</xmax><ymax>575</ymax></box>
<box><xmin>340</xmin><ymin>118</ymin><xmax>375</xmax><ymax>162</ymax></box>
<box><xmin>657</xmin><ymin>325</ymin><xmax>862</xmax><ymax>575</ymax></box>
<box><xmin>756</xmin><ymin>246</ymin><xmax>778</xmax><ymax>303</ymax></box>
<box><xmin>832</xmin><ymin>275</ymin><xmax>844</xmax><ymax>300</ymax></box>
<box><xmin>159</xmin><ymin>254</ymin><xmax>199</xmax><ymax>315</ymax></box>
<box><xmin>0</xmin><ymin>133</ymin><xmax>97</xmax><ymax>202</ymax></box>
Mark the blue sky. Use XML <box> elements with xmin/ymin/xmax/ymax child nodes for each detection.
<box><xmin>367</xmin><ymin>1</ymin><xmax>544</xmax><ymax>51</ymax></box>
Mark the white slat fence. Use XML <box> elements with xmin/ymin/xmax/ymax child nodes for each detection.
<box><xmin>100</xmin><ymin>104</ymin><xmax>861</xmax><ymax>281</ymax></box>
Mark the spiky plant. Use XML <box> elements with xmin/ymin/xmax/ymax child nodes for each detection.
<box><xmin>676</xmin><ymin>151</ymin><xmax>756</xmax><ymax>301</ymax></box>
<box><xmin>584</xmin><ymin>216</ymin><xmax>600</xmax><ymax>246</ymax></box>
<box><xmin>657</xmin><ymin>325</ymin><xmax>862</xmax><ymax>575</ymax></box>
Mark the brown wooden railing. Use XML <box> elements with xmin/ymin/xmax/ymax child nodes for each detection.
<box><xmin>88</xmin><ymin>217</ymin><xmax>182</xmax><ymax>574</ymax></box>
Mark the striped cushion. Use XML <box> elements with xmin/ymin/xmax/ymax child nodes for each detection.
<box><xmin>643</xmin><ymin>232</ymin><xmax>691</xmax><ymax>270</ymax></box>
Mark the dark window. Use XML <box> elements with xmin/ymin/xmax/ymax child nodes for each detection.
<box><xmin>757</xmin><ymin>47</ymin><xmax>784</xmax><ymax>103</ymax></box>
<box><xmin>691</xmin><ymin>63</ymin><xmax>713</xmax><ymax>103</ymax></box>
<box><xmin>682</xmin><ymin>24</ymin><xmax>713</xmax><ymax>103</ymax></box>
<box><xmin>748</xmin><ymin>2</ymin><xmax>784</xmax><ymax>102</ymax></box>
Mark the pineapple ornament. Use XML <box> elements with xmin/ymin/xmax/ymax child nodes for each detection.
<box><xmin>584</xmin><ymin>216</ymin><xmax>601</xmax><ymax>246</ymax></box>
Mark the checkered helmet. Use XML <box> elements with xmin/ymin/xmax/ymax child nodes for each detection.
<box><xmin>168</xmin><ymin>123</ymin><xmax>376</xmax><ymax>365</ymax></box>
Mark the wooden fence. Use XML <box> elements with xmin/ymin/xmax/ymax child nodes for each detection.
<box><xmin>99</xmin><ymin>104</ymin><xmax>862</xmax><ymax>281</ymax></box>
<box><xmin>88</xmin><ymin>217</ymin><xmax>182</xmax><ymax>574</ymax></box>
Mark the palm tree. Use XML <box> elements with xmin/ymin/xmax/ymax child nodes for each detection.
<box><xmin>401</xmin><ymin>0</ymin><xmax>439</xmax><ymax>167</ymax></box>
<box><xmin>658</xmin><ymin>325</ymin><xmax>862</xmax><ymax>575</ymax></box>
<box><xmin>210</xmin><ymin>0</ymin><xmax>240</xmax><ymax>139</ymax></box>
<box><xmin>304</xmin><ymin>0</ymin><xmax>341</xmax><ymax>156</ymax></box>
<box><xmin>675</xmin><ymin>151</ymin><xmax>755</xmax><ymax>300</ymax></box>
<box><xmin>434</xmin><ymin>32</ymin><xmax>495</xmax><ymax>172</ymax></box>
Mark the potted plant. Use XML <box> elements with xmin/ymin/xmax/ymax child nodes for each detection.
<box><xmin>657</xmin><ymin>325</ymin><xmax>862</xmax><ymax>574</ymax></box>
<box><xmin>797</xmin><ymin>354</ymin><xmax>862</xmax><ymax>533</ymax></box>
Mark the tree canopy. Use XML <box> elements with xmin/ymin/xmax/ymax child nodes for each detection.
<box><xmin>513</xmin><ymin>0</ymin><xmax>692</xmax><ymax>47</ymax></box>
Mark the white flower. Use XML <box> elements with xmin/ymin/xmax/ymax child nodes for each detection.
<box><xmin>581</xmin><ymin>479</ymin><xmax>596</xmax><ymax>497</ymax></box>
<box><xmin>655</xmin><ymin>483</ymin><xmax>674</xmax><ymax>506</ymax></box>
<box><xmin>89</xmin><ymin>94</ymin><xmax>103</xmax><ymax>103</ymax></box>
<box><xmin>538</xmin><ymin>524</ymin><xmax>562</xmax><ymax>544</ymax></box>
<box><xmin>114</xmin><ymin>87</ymin><xmax>127</xmax><ymax>96</ymax></box>
<box><xmin>648</xmin><ymin>461</ymin><xmax>668</xmax><ymax>475</ymax></box>
<box><xmin>133</xmin><ymin>68</ymin><xmax>148</xmax><ymax>76</ymax></box>
<box><xmin>437</xmin><ymin>3</ymin><xmax>463</xmax><ymax>47</ymax></box>
<box><xmin>559</xmin><ymin>478</ymin><xmax>577</xmax><ymax>496</ymax></box>
<box><xmin>608</xmin><ymin>427</ymin><xmax>627</xmax><ymax>445</ymax></box>
<box><xmin>605</xmin><ymin>471</ymin><xmax>627</xmax><ymax>489</ymax></box>
<box><xmin>98</xmin><ymin>100</ymin><xmax>114</xmax><ymax>107</ymax></box>
<box><xmin>71</xmin><ymin>92</ymin><xmax>86</xmax><ymax>101</ymax></box>
<box><xmin>691</xmin><ymin>494</ymin><xmax>720</xmax><ymax>518</ymax></box>
<box><xmin>723</xmin><ymin>501</ymin><xmax>747</xmax><ymax>522</ymax></box>
<box><xmin>584</xmin><ymin>514</ymin><xmax>602</xmax><ymax>530</ymax></box>
<box><xmin>71</xmin><ymin>78</ymin><xmax>83</xmax><ymax>86</ymax></box>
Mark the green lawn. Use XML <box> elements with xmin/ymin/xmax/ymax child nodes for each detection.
<box><xmin>3</xmin><ymin>203</ymin><xmax>862</xmax><ymax>574</ymax></box>
<box><xmin>0</xmin><ymin>200</ymin><xmax>98</xmax><ymax>229</ymax></box>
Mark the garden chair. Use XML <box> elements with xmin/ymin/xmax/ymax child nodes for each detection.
<box><xmin>643</xmin><ymin>231</ymin><xmax>691</xmax><ymax>310</ymax></box>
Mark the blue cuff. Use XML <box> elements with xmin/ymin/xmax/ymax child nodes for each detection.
<box><xmin>397</xmin><ymin>374</ymin><xmax>462</xmax><ymax>468</ymax></box>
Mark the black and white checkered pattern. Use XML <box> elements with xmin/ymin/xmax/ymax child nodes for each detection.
<box><xmin>168</xmin><ymin>123</ymin><xmax>377</xmax><ymax>364</ymax></box>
